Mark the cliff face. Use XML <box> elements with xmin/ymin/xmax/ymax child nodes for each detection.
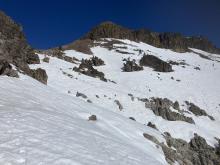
<box><xmin>186</xmin><ymin>36</ymin><xmax>219</xmax><ymax>53</ymax></box>
<box><xmin>0</xmin><ymin>11</ymin><xmax>48</xmax><ymax>84</ymax></box>
<box><xmin>0</xmin><ymin>11</ymin><xmax>40</xmax><ymax>73</ymax></box>
<box><xmin>83</xmin><ymin>22</ymin><xmax>220</xmax><ymax>53</ymax></box>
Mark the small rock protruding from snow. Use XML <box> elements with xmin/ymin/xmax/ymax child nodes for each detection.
<box><xmin>143</xmin><ymin>133</ymin><xmax>160</xmax><ymax>145</ymax></box>
<box><xmin>88</xmin><ymin>115</ymin><xmax>97</xmax><ymax>121</ymax></box>
<box><xmin>114</xmin><ymin>100</ymin><xmax>123</xmax><ymax>111</ymax></box>
<box><xmin>147</xmin><ymin>122</ymin><xmax>158</xmax><ymax>130</ymax></box>
<box><xmin>129</xmin><ymin>117</ymin><xmax>136</xmax><ymax>121</ymax></box>
<box><xmin>76</xmin><ymin>92</ymin><xmax>88</xmax><ymax>99</ymax></box>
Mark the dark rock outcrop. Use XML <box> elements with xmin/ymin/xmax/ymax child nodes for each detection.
<box><xmin>143</xmin><ymin>132</ymin><xmax>220</xmax><ymax>165</ymax></box>
<box><xmin>216</xmin><ymin>139</ymin><xmax>220</xmax><ymax>156</ymax></box>
<box><xmin>96</xmin><ymin>39</ymin><xmax>126</xmax><ymax>51</ymax></box>
<box><xmin>0</xmin><ymin>11</ymin><xmax>40</xmax><ymax>72</ymax></box>
<box><xmin>186</xmin><ymin>101</ymin><xmax>215</xmax><ymax>120</ymax></box>
<box><xmin>122</xmin><ymin>59</ymin><xmax>143</xmax><ymax>72</ymax></box>
<box><xmin>73</xmin><ymin>59</ymin><xmax>107</xmax><ymax>81</ymax></box>
<box><xmin>0</xmin><ymin>11</ymin><xmax>48</xmax><ymax>84</ymax></box>
<box><xmin>82</xmin><ymin>56</ymin><xmax>105</xmax><ymax>67</ymax></box>
<box><xmin>145</xmin><ymin>98</ymin><xmax>194</xmax><ymax>124</ymax></box>
<box><xmin>83</xmin><ymin>22</ymin><xmax>220</xmax><ymax>54</ymax></box>
<box><xmin>26</xmin><ymin>53</ymin><xmax>40</xmax><ymax>64</ymax></box>
<box><xmin>140</xmin><ymin>55</ymin><xmax>173</xmax><ymax>72</ymax></box>
<box><xmin>45</xmin><ymin>47</ymin><xmax>64</xmax><ymax>59</ymax></box>
<box><xmin>83</xmin><ymin>22</ymin><xmax>133</xmax><ymax>41</ymax></box>
<box><xmin>43</xmin><ymin>57</ymin><xmax>50</xmax><ymax>63</ymax></box>
<box><xmin>91</xmin><ymin>56</ymin><xmax>105</xmax><ymax>66</ymax></box>
<box><xmin>0</xmin><ymin>60</ymin><xmax>19</xmax><ymax>77</ymax></box>
<box><xmin>62</xmin><ymin>39</ymin><xmax>93</xmax><ymax>55</ymax></box>
<box><xmin>39</xmin><ymin>48</ymin><xmax>78</xmax><ymax>64</ymax></box>
<box><xmin>163</xmin><ymin>133</ymin><xmax>220</xmax><ymax>165</ymax></box>
<box><xmin>116</xmin><ymin>49</ymin><xmax>134</xmax><ymax>55</ymax></box>
<box><xmin>29</xmin><ymin>68</ymin><xmax>48</xmax><ymax>85</ymax></box>
<box><xmin>187</xmin><ymin>37</ymin><xmax>220</xmax><ymax>54</ymax></box>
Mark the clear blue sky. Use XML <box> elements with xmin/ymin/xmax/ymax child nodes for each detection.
<box><xmin>0</xmin><ymin>0</ymin><xmax>220</xmax><ymax>49</ymax></box>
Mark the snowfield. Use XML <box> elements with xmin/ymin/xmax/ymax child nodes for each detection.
<box><xmin>0</xmin><ymin>76</ymin><xmax>166</xmax><ymax>165</ymax></box>
<box><xmin>1</xmin><ymin>38</ymin><xmax>220</xmax><ymax>164</ymax></box>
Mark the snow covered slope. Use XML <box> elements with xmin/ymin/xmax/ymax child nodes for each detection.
<box><xmin>0</xmin><ymin>76</ymin><xmax>167</xmax><ymax>165</ymax></box>
<box><xmin>1</xmin><ymin>38</ymin><xmax>220</xmax><ymax>164</ymax></box>
<box><xmin>32</xmin><ymin>39</ymin><xmax>220</xmax><ymax>144</ymax></box>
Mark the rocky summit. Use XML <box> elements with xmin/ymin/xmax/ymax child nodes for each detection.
<box><xmin>83</xmin><ymin>21</ymin><xmax>220</xmax><ymax>53</ymax></box>
<box><xmin>0</xmin><ymin>10</ymin><xmax>220</xmax><ymax>165</ymax></box>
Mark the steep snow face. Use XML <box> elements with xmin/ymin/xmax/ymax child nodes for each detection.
<box><xmin>2</xmin><ymin>38</ymin><xmax>220</xmax><ymax>164</ymax></box>
<box><xmin>31</xmin><ymin>39</ymin><xmax>220</xmax><ymax>146</ymax></box>
<box><xmin>0</xmin><ymin>76</ymin><xmax>166</xmax><ymax>165</ymax></box>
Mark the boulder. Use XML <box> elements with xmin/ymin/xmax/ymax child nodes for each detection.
<box><xmin>29</xmin><ymin>68</ymin><xmax>48</xmax><ymax>84</ymax></box>
<box><xmin>140</xmin><ymin>54</ymin><xmax>173</xmax><ymax>72</ymax></box>
<box><xmin>88</xmin><ymin>115</ymin><xmax>97</xmax><ymax>121</ymax></box>
<box><xmin>27</xmin><ymin>53</ymin><xmax>40</xmax><ymax>64</ymax></box>
<box><xmin>43</xmin><ymin>57</ymin><xmax>50</xmax><ymax>63</ymax></box>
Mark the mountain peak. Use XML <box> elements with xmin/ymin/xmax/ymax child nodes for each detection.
<box><xmin>83</xmin><ymin>21</ymin><xmax>131</xmax><ymax>41</ymax></box>
<box><xmin>82</xmin><ymin>22</ymin><xmax>220</xmax><ymax>53</ymax></box>
<box><xmin>99</xmin><ymin>21</ymin><xmax>117</xmax><ymax>26</ymax></box>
